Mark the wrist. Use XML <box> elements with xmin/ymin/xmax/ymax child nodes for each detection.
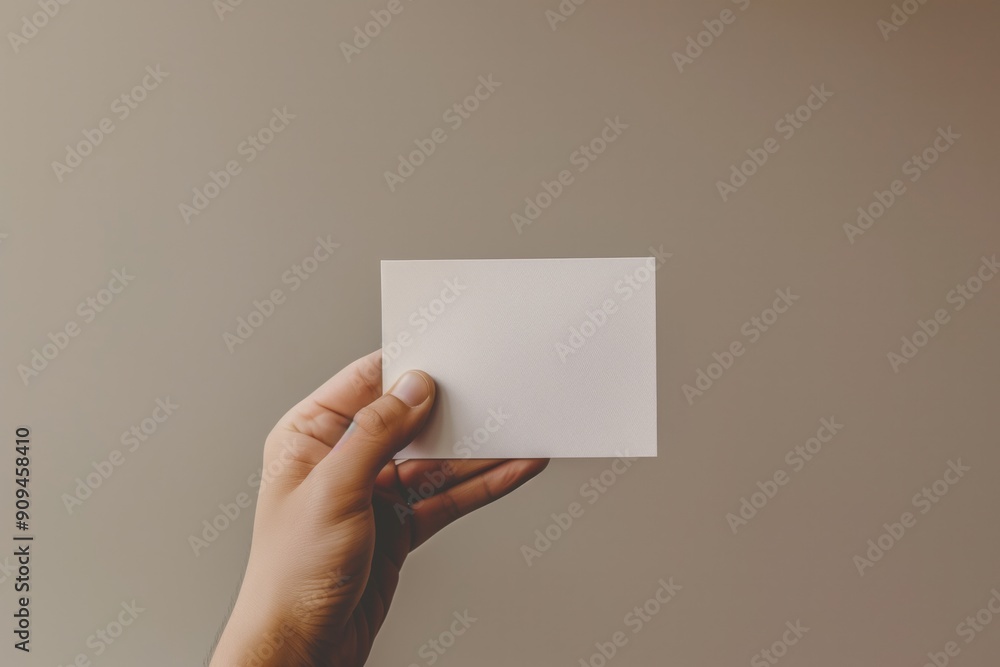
<box><xmin>210</xmin><ymin>588</ymin><xmax>309</xmax><ymax>667</ymax></box>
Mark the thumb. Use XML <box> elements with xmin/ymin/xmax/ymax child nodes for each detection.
<box><xmin>314</xmin><ymin>370</ymin><xmax>436</xmax><ymax>492</ymax></box>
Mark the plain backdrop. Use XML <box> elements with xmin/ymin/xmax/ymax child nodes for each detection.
<box><xmin>2</xmin><ymin>1</ymin><xmax>999</xmax><ymax>665</ymax></box>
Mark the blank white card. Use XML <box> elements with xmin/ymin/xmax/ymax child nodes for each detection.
<box><xmin>381</xmin><ymin>258</ymin><xmax>657</xmax><ymax>459</ymax></box>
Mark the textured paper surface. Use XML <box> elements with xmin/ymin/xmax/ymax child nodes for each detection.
<box><xmin>381</xmin><ymin>258</ymin><xmax>657</xmax><ymax>458</ymax></box>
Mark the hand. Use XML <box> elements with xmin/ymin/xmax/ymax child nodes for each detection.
<box><xmin>210</xmin><ymin>350</ymin><xmax>549</xmax><ymax>667</ymax></box>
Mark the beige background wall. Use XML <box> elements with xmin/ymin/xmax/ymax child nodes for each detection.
<box><xmin>2</xmin><ymin>0</ymin><xmax>999</xmax><ymax>665</ymax></box>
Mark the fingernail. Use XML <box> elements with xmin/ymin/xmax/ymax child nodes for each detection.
<box><xmin>390</xmin><ymin>371</ymin><xmax>430</xmax><ymax>407</ymax></box>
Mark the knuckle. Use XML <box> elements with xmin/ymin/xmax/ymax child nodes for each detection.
<box><xmin>351</xmin><ymin>404</ymin><xmax>393</xmax><ymax>440</ymax></box>
<box><xmin>441</xmin><ymin>491</ymin><xmax>462</xmax><ymax>522</ymax></box>
<box><xmin>479</xmin><ymin>474</ymin><xmax>500</xmax><ymax>504</ymax></box>
<box><xmin>350</xmin><ymin>357</ymin><xmax>382</xmax><ymax>399</ymax></box>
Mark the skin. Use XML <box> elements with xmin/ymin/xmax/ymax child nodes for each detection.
<box><xmin>210</xmin><ymin>350</ymin><xmax>549</xmax><ymax>666</ymax></box>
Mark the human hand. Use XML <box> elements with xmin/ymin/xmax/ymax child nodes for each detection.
<box><xmin>210</xmin><ymin>350</ymin><xmax>548</xmax><ymax>667</ymax></box>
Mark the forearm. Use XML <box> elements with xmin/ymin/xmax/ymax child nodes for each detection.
<box><xmin>210</xmin><ymin>590</ymin><xmax>304</xmax><ymax>667</ymax></box>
